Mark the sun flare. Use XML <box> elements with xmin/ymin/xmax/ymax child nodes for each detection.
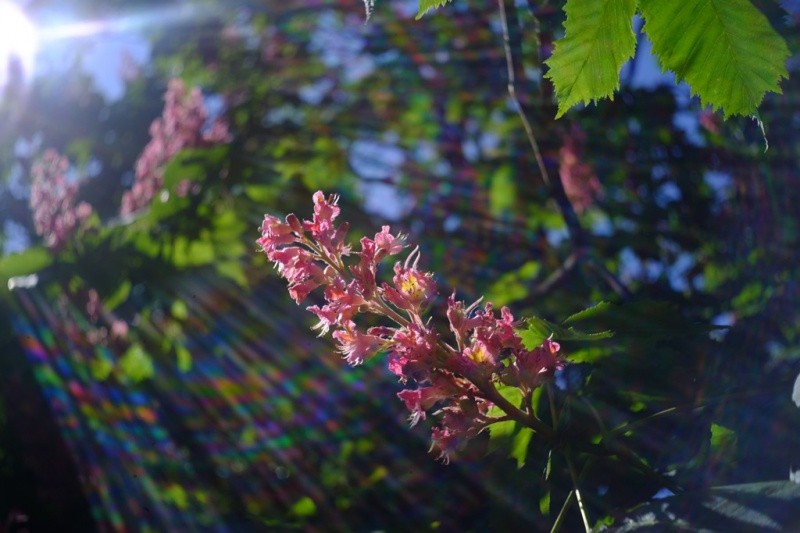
<box><xmin>0</xmin><ymin>1</ymin><xmax>37</xmax><ymax>88</ymax></box>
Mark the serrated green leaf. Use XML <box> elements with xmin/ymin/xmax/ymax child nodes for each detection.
<box><xmin>545</xmin><ymin>0</ymin><xmax>638</xmax><ymax>118</ymax></box>
<box><xmin>640</xmin><ymin>0</ymin><xmax>789</xmax><ymax>117</ymax></box>
<box><xmin>563</xmin><ymin>301</ymin><xmax>612</xmax><ymax>325</ymax></box>
<box><xmin>518</xmin><ymin>316</ymin><xmax>613</xmax><ymax>349</ymax></box>
<box><xmin>416</xmin><ymin>0</ymin><xmax>453</xmax><ymax>19</ymax></box>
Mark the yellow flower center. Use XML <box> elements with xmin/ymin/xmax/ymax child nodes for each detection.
<box><xmin>401</xmin><ymin>274</ymin><xmax>424</xmax><ymax>299</ymax></box>
<box><xmin>468</xmin><ymin>343</ymin><xmax>490</xmax><ymax>363</ymax></box>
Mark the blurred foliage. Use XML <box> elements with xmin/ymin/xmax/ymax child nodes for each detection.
<box><xmin>0</xmin><ymin>0</ymin><xmax>797</xmax><ymax>530</ymax></box>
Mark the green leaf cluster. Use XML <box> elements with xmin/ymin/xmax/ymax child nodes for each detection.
<box><xmin>413</xmin><ymin>0</ymin><xmax>790</xmax><ymax>118</ymax></box>
<box><xmin>545</xmin><ymin>0</ymin><xmax>790</xmax><ymax>118</ymax></box>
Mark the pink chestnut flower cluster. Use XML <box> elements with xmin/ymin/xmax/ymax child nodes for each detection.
<box><xmin>559</xmin><ymin>126</ymin><xmax>602</xmax><ymax>213</ymax></box>
<box><xmin>258</xmin><ymin>192</ymin><xmax>563</xmax><ymax>462</ymax></box>
<box><xmin>121</xmin><ymin>78</ymin><xmax>231</xmax><ymax>216</ymax></box>
<box><xmin>29</xmin><ymin>149</ymin><xmax>93</xmax><ymax>249</ymax></box>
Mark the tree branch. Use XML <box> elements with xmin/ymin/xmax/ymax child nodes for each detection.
<box><xmin>497</xmin><ymin>0</ymin><xmax>631</xmax><ymax>299</ymax></box>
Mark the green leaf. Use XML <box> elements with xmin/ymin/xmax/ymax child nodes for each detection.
<box><xmin>163</xmin><ymin>484</ymin><xmax>189</xmax><ymax>510</ymax></box>
<box><xmin>568</xmin><ymin>300</ymin><xmax>723</xmax><ymax>342</ymax></box>
<box><xmin>710</xmin><ymin>423</ymin><xmax>737</xmax><ymax>457</ymax></box>
<box><xmin>510</xmin><ymin>427</ymin><xmax>534</xmax><ymax>468</ymax></box>
<box><xmin>485</xmin><ymin>261</ymin><xmax>540</xmax><ymax>307</ymax></box>
<box><xmin>486</xmin><ymin>384</ymin><xmax>534</xmax><ymax>467</ymax></box>
<box><xmin>119</xmin><ymin>343</ymin><xmax>154</xmax><ymax>382</ymax></box>
<box><xmin>416</xmin><ymin>0</ymin><xmax>453</xmax><ymax>19</ymax></box>
<box><xmin>289</xmin><ymin>496</ymin><xmax>317</xmax><ymax>517</ymax></box>
<box><xmin>563</xmin><ymin>301</ymin><xmax>612</xmax><ymax>325</ymax></box>
<box><xmin>0</xmin><ymin>247</ymin><xmax>52</xmax><ymax>291</ymax></box>
<box><xmin>545</xmin><ymin>0</ymin><xmax>638</xmax><ymax>118</ymax></box>
<box><xmin>487</xmin><ymin>384</ymin><xmax>524</xmax><ymax>453</ymax></box>
<box><xmin>489</xmin><ymin>165</ymin><xmax>516</xmax><ymax>217</ymax></box>
<box><xmin>171</xmin><ymin>299</ymin><xmax>189</xmax><ymax>321</ymax></box>
<box><xmin>176</xmin><ymin>344</ymin><xmax>192</xmax><ymax>373</ymax></box>
<box><xmin>640</xmin><ymin>0</ymin><xmax>789</xmax><ymax>117</ymax></box>
<box><xmin>539</xmin><ymin>490</ymin><xmax>551</xmax><ymax>517</ymax></box>
<box><xmin>518</xmin><ymin>316</ymin><xmax>613</xmax><ymax>349</ymax></box>
<box><xmin>243</xmin><ymin>184</ymin><xmax>279</xmax><ymax>203</ymax></box>
<box><xmin>240</xmin><ymin>425</ymin><xmax>258</xmax><ymax>447</ymax></box>
<box><xmin>90</xmin><ymin>356</ymin><xmax>114</xmax><ymax>381</ymax></box>
<box><xmin>215</xmin><ymin>260</ymin><xmax>248</xmax><ymax>287</ymax></box>
<box><xmin>161</xmin><ymin>146</ymin><xmax>228</xmax><ymax>189</ymax></box>
<box><xmin>103</xmin><ymin>280</ymin><xmax>132</xmax><ymax>311</ymax></box>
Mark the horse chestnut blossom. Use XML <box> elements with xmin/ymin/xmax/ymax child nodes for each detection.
<box><xmin>29</xmin><ymin>150</ymin><xmax>93</xmax><ymax>249</ymax></box>
<box><xmin>559</xmin><ymin>126</ymin><xmax>602</xmax><ymax>213</ymax></box>
<box><xmin>258</xmin><ymin>192</ymin><xmax>563</xmax><ymax>462</ymax></box>
<box><xmin>120</xmin><ymin>79</ymin><xmax>231</xmax><ymax>216</ymax></box>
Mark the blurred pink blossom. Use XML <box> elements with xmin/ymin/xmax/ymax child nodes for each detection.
<box><xmin>29</xmin><ymin>150</ymin><xmax>93</xmax><ymax>249</ymax></box>
<box><xmin>121</xmin><ymin>79</ymin><xmax>231</xmax><ymax>215</ymax></box>
<box><xmin>559</xmin><ymin>127</ymin><xmax>602</xmax><ymax>213</ymax></box>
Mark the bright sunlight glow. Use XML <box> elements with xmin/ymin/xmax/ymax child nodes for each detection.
<box><xmin>0</xmin><ymin>1</ymin><xmax>37</xmax><ymax>89</ymax></box>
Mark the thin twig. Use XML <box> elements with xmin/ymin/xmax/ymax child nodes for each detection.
<box><xmin>497</xmin><ymin>0</ymin><xmax>551</xmax><ymax>188</ymax></box>
<box><xmin>497</xmin><ymin>0</ymin><xmax>584</xmax><ymax>247</ymax></box>
<box><xmin>565</xmin><ymin>451</ymin><xmax>592</xmax><ymax>533</ymax></box>
<box><xmin>531</xmin><ymin>251</ymin><xmax>579</xmax><ymax>297</ymax></box>
<box><xmin>497</xmin><ymin>0</ymin><xmax>634</xmax><ymax>302</ymax></box>
<box><xmin>550</xmin><ymin>489</ymin><xmax>575</xmax><ymax>533</ymax></box>
<box><xmin>497</xmin><ymin>0</ymin><xmax>631</xmax><ymax>308</ymax></box>
<box><xmin>586</xmin><ymin>258</ymin><xmax>632</xmax><ymax>300</ymax></box>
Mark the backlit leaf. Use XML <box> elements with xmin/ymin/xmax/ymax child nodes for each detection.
<box><xmin>416</xmin><ymin>0</ymin><xmax>453</xmax><ymax>19</ymax></box>
<box><xmin>545</xmin><ymin>0</ymin><xmax>638</xmax><ymax>118</ymax></box>
<box><xmin>640</xmin><ymin>0</ymin><xmax>789</xmax><ymax>117</ymax></box>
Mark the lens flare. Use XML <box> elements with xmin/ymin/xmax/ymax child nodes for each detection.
<box><xmin>0</xmin><ymin>1</ymin><xmax>37</xmax><ymax>89</ymax></box>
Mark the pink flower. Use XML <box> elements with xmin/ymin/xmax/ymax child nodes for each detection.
<box><xmin>257</xmin><ymin>215</ymin><xmax>296</xmax><ymax>252</ymax></box>
<box><xmin>559</xmin><ymin>126</ymin><xmax>602</xmax><ymax>213</ymax></box>
<box><xmin>516</xmin><ymin>338</ymin><xmax>562</xmax><ymax>389</ymax></box>
<box><xmin>389</xmin><ymin>324</ymin><xmax>438</xmax><ymax>379</ymax></box>
<box><xmin>303</xmin><ymin>192</ymin><xmax>350</xmax><ymax>256</ymax></box>
<box><xmin>381</xmin><ymin>250</ymin><xmax>437</xmax><ymax>312</ymax></box>
<box><xmin>85</xmin><ymin>289</ymin><xmax>101</xmax><ymax>322</ymax></box>
<box><xmin>29</xmin><ymin>150</ymin><xmax>94</xmax><ymax>249</ymax></box>
<box><xmin>110</xmin><ymin>320</ymin><xmax>129</xmax><ymax>339</ymax></box>
<box><xmin>428</xmin><ymin>400</ymin><xmax>490</xmax><ymax>464</ymax></box>
<box><xmin>259</xmin><ymin>191</ymin><xmax>567</xmax><ymax>463</ymax></box>
<box><xmin>121</xmin><ymin>79</ymin><xmax>230</xmax><ymax>216</ymax></box>
<box><xmin>332</xmin><ymin>321</ymin><xmax>385</xmax><ymax>366</ymax></box>
<box><xmin>397</xmin><ymin>374</ymin><xmax>461</xmax><ymax>426</ymax></box>
<box><xmin>373</xmin><ymin>225</ymin><xmax>406</xmax><ymax>259</ymax></box>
